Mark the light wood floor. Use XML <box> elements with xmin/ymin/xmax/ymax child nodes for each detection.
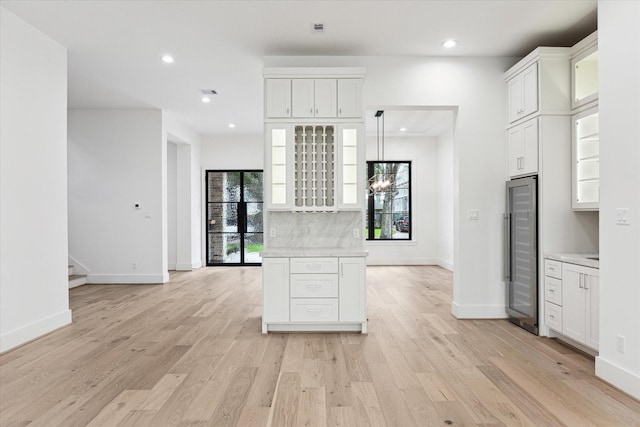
<box><xmin>1</xmin><ymin>266</ymin><xmax>639</xmax><ymax>426</ymax></box>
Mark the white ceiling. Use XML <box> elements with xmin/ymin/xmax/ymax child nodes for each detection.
<box><xmin>1</xmin><ymin>0</ymin><xmax>597</xmax><ymax>137</ymax></box>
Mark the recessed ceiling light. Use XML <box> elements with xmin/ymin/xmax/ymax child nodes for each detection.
<box><xmin>161</xmin><ymin>55</ymin><xmax>174</xmax><ymax>63</ymax></box>
<box><xmin>442</xmin><ymin>40</ymin><xmax>457</xmax><ymax>48</ymax></box>
<box><xmin>400</xmin><ymin>127</ymin><xmax>407</xmax><ymax>132</ymax></box>
<box><xmin>228</xmin><ymin>123</ymin><xmax>236</xmax><ymax>128</ymax></box>
<box><xmin>201</xmin><ymin>96</ymin><xmax>211</xmax><ymax>103</ymax></box>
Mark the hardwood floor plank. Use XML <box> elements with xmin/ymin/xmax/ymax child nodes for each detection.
<box><xmin>1</xmin><ymin>265</ymin><xmax>638</xmax><ymax>427</ymax></box>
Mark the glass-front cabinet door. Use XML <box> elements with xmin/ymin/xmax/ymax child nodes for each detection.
<box><xmin>206</xmin><ymin>170</ymin><xmax>264</xmax><ymax>265</ymax></box>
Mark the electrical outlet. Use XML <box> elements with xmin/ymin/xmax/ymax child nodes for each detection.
<box><xmin>353</xmin><ymin>228</ymin><xmax>360</xmax><ymax>239</ymax></box>
<box><xmin>467</xmin><ymin>209</ymin><xmax>479</xmax><ymax>220</ymax></box>
<box><xmin>616</xmin><ymin>335</ymin><xmax>626</xmax><ymax>353</ymax></box>
<box><xmin>270</xmin><ymin>227</ymin><xmax>277</xmax><ymax>238</ymax></box>
<box><xmin>132</xmin><ymin>262</ymin><xmax>137</xmax><ymax>270</ymax></box>
<box><xmin>616</xmin><ymin>208</ymin><xmax>630</xmax><ymax>225</ymax></box>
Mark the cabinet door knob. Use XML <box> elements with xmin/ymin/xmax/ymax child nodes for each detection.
<box><xmin>310</xmin><ymin>108</ymin><xmax>313</xmax><ymax>114</ymax></box>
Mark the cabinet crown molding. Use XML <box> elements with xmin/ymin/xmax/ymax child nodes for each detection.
<box><xmin>505</xmin><ymin>47</ymin><xmax>571</xmax><ymax>79</ymax></box>
<box><xmin>263</xmin><ymin>67</ymin><xmax>366</xmax><ymax>78</ymax></box>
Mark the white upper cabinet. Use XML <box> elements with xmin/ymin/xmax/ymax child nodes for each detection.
<box><xmin>265</xmin><ymin>79</ymin><xmax>291</xmax><ymax>118</ymax></box>
<box><xmin>337</xmin><ymin>79</ymin><xmax>363</xmax><ymax>118</ymax></box>
<box><xmin>265</xmin><ymin>123</ymin><xmax>292</xmax><ymax>210</ymax></box>
<box><xmin>571</xmin><ymin>32</ymin><xmax>598</xmax><ymax>110</ymax></box>
<box><xmin>292</xmin><ymin>79</ymin><xmax>337</xmax><ymax>118</ymax></box>
<box><xmin>508</xmin><ymin>63</ymin><xmax>538</xmax><ymax>124</ymax></box>
<box><xmin>572</xmin><ymin>106</ymin><xmax>599</xmax><ymax>210</ymax></box>
<box><xmin>507</xmin><ymin>118</ymin><xmax>538</xmax><ymax>178</ymax></box>
<box><xmin>337</xmin><ymin>124</ymin><xmax>365</xmax><ymax>210</ymax></box>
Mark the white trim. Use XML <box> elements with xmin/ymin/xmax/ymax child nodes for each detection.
<box><xmin>191</xmin><ymin>260</ymin><xmax>202</xmax><ymax>269</ymax></box>
<box><xmin>88</xmin><ymin>273</ymin><xmax>169</xmax><ymax>284</ymax></box>
<box><xmin>263</xmin><ymin>67</ymin><xmax>366</xmax><ymax>78</ymax></box>
<box><xmin>451</xmin><ymin>302</ymin><xmax>509</xmax><ymax>319</ymax></box>
<box><xmin>0</xmin><ymin>309</ymin><xmax>72</xmax><ymax>353</ymax></box>
<box><xmin>175</xmin><ymin>263</ymin><xmax>193</xmax><ymax>271</ymax></box>
<box><xmin>168</xmin><ymin>263</ymin><xmax>177</xmax><ymax>271</ymax></box>
<box><xmin>596</xmin><ymin>357</ymin><xmax>640</xmax><ymax>400</ymax></box>
<box><xmin>438</xmin><ymin>260</ymin><xmax>454</xmax><ymax>271</ymax></box>
<box><xmin>68</xmin><ymin>255</ymin><xmax>90</xmax><ymax>275</ymax></box>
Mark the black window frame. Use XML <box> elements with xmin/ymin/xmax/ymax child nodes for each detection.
<box><xmin>366</xmin><ymin>161</ymin><xmax>412</xmax><ymax>241</ymax></box>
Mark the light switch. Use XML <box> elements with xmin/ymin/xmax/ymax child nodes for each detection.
<box><xmin>467</xmin><ymin>209</ymin><xmax>479</xmax><ymax>220</ymax></box>
<box><xmin>353</xmin><ymin>228</ymin><xmax>360</xmax><ymax>239</ymax></box>
<box><xmin>270</xmin><ymin>227</ymin><xmax>277</xmax><ymax>237</ymax></box>
<box><xmin>144</xmin><ymin>210</ymin><xmax>152</xmax><ymax>219</ymax></box>
<box><xmin>616</xmin><ymin>208</ymin><xmax>630</xmax><ymax>225</ymax></box>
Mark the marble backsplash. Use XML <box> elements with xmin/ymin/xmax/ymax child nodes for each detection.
<box><xmin>266</xmin><ymin>211</ymin><xmax>364</xmax><ymax>249</ymax></box>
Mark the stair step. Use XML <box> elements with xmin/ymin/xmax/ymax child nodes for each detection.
<box><xmin>69</xmin><ymin>274</ymin><xmax>87</xmax><ymax>288</ymax></box>
<box><xmin>68</xmin><ymin>265</ymin><xmax>74</xmax><ymax>275</ymax></box>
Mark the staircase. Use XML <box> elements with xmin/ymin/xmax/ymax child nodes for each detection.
<box><xmin>68</xmin><ymin>265</ymin><xmax>87</xmax><ymax>288</ymax></box>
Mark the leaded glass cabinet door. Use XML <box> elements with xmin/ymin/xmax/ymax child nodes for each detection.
<box><xmin>206</xmin><ymin>170</ymin><xmax>263</xmax><ymax>265</ymax></box>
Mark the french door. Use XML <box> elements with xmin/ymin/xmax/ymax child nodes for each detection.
<box><xmin>206</xmin><ymin>170</ymin><xmax>263</xmax><ymax>266</ymax></box>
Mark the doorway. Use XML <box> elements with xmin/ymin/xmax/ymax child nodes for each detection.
<box><xmin>205</xmin><ymin>170</ymin><xmax>263</xmax><ymax>266</ymax></box>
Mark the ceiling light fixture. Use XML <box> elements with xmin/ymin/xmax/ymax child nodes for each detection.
<box><xmin>201</xmin><ymin>96</ymin><xmax>211</xmax><ymax>103</ymax></box>
<box><xmin>228</xmin><ymin>123</ymin><xmax>236</xmax><ymax>128</ymax></box>
<box><xmin>312</xmin><ymin>23</ymin><xmax>325</xmax><ymax>33</ymax></box>
<box><xmin>400</xmin><ymin>127</ymin><xmax>407</xmax><ymax>132</ymax></box>
<box><xmin>161</xmin><ymin>55</ymin><xmax>174</xmax><ymax>63</ymax></box>
<box><xmin>442</xmin><ymin>40</ymin><xmax>457</xmax><ymax>48</ymax></box>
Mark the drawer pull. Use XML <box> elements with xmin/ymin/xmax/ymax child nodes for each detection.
<box><xmin>549</xmin><ymin>314</ymin><xmax>555</xmax><ymax>318</ymax></box>
<box><xmin>549</xmin><ymin>289</ymin><xmax>555</xmax><ymax>293</ymax></box>
<box><xmin>307</xmin><ymin>284</ymin><xmax>322</xmax><ymax>289</ymax></box>
<box><xmin>306</xmin><ymin>263</ymin><xmax>322</xmax><ymax>271</ymax></box>
<box><xmin>306</xmin><ymin>309</ymin><xmax>322</xmax><ymax>313</ymax></box>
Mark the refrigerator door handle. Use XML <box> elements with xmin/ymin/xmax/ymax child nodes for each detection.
<box><xmin>503</xmin><ymin>213</ymin><xmax>511</xmax><ymax>281</ymax></box>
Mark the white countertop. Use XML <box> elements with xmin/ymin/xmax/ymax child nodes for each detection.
<box><xmin>262</xmin><ymin>248</ymin><xmax>368</xmax><ymax>257</ymax></box>
<box><xmin>545</xmin><ymin>253</ymin><xmax>599</xmax><ymax>269</ymax></box>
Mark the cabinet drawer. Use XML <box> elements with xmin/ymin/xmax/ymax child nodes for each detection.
<box><xmin>290</xmin><ymin>298</ymin><xmax>338</xmax><ymax>322</ymax></box>
<box><xmin>545</xmin><ymin>277</ymin><xmax>562</xmax><ymax>305</ymax></box>
<box><xmin>545</xmin><ymin>302</ymin><xmax>563</xmax><ymax>332</ymax></box>
<box><xmin>291</xmin><ymin>274</ymin><xmax>339</xmax><ymax>298</ymax></box>
<box><xmin>290</xmin><ymin>258</ymin><xmax>338</xmax><ymax>274</ymax></box>
<box><xmin>545</xmin><ymin>259</ymin><xmax>562</xmax><ymax>279</ymax></box>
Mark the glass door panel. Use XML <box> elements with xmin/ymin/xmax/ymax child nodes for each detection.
<box><xmin>206</xmin><ymin>170</ymin><xmax>263</xmax><ymax>265</ymax></box>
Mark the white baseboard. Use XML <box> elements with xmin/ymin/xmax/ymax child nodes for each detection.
<box><xmin>168</xmin><ymin>263</ymin><xmax>177</xmax><ymax>271</ymax></box>
<box><xmin>88</xmin><ymin>274</ymin><xmax>169</xmax><ymax>284</ymax></box>
<box><xmin>438</xmin><ymin>260</ymin><xmax>454</xmax><ymax>271</ymax></box>
<box><xmin>175</xmin><ymin>263</ymin><xmax>193</xmax><ymax>271</ymax></box>
<box><xmin>596</xmin><ymin>357</ymin><xmax>640</xmax><ymax>400</ymax></box>
<box><xmin>451</xmin><ymin>301</ymin><xmax>508</xmax><ymax>319</ymax></box>
<box><xmin>191</xmin><ymin>260</ymin><xmax>202</xmax><ymax>269</ymax></box>
<box><xmin>68</xmin><ymin>255</ymin><xmax>90</xmax><ymax>275</ymax></box>
<box><xmin>0</xmin><ymin>309</ymin><xmax>72</xmax><ymax>353</ymax></box>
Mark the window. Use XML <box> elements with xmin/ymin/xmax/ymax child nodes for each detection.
<box><xmin>366</xmin><ymin>161</ymin><xmax>411</xmax><ymax>240</ymax></box>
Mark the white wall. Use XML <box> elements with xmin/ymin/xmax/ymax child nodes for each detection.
<box><xmin>0</xmin><ymin>8</ymin><xmax>72</xmax><ymax>352</ymax></box>
<box><xmin>167</xmin><ymin>141</ymin><xmax>178</xmax><ymax>269</ymax></box>
<box><xmin>68</xmin><ymin>109</ymin><xmax>168</xmax><ymax>283</ymax></box>
<box><xmin>365</xmin><ymin>134</ymin><xmax>440</xmax><ymax>265</ymax></box>
<box><xmin>165</xmin><ymin>115</ymin><xmax>203</xmax><ymax>269</ymax></box>
<box><xmin>596</xmin><ymin>0</ymin><xmax>640</xmax><ymax>399</ymax></box>
<box><xmin>202</xmin><ymin>134</ymin><xmax>264</xmax><ymax>170</ymax></box>
<box><xmin>437</xmin><ymin>128</ymin><xmax>455</xmax><ymax>270</ymax></box>
<box><xmin>265</xmin><ymin>55</ymin><xmax>513</xmax><ymax>318</ymax></box>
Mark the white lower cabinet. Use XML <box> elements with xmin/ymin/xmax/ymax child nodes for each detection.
<box><xmin>543</xmin><ymin>258</ymin><xmax>599</xmax><ymax>352</ymax></box>
<box><xmin>262</xmin><ymin>256</ymin><xmax>366</xmax><ymax>333</ymax></box>
<box><xmin>562</xmin><ymin>263</ymin><xmax>599</xmax><ymax>350</ymax></box>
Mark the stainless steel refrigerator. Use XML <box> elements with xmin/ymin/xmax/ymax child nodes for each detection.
<box><xmin>504</xmin><ymin>176</ymin><xmax>538</xmax><ymax>335</ymax></box>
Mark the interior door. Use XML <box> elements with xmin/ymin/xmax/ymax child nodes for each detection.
<box><xmin>206</xmin><ymin>170</ymin><xmax>263</xmax><ymax>266</ymax></box>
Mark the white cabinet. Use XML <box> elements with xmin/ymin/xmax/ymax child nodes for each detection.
<box><xmin>337</xmin><ymin>79</ymin><xmax>363</xmax><ymax>118</ymax></box>
<box><xmin>262</xmin><ymin>256</ymin><xmax>367</xmax><ymax>333</ymax></box>
<box><xmin>339</xmin><ymin>257</ymin><xmax>366</xmax><ymax>324</ymax></box>
<box><xmin>507</xmin><ymin>63</ymin><xmax>538</xmax><ymax>124</ymax></box>
<box><xmin>562</xmin><ymin>263</ymin><xmax>599</xmax><ymax>350</ymax></box>
<box><xmin>266</xmin><ymin>77</ymin><xmax>362</xmax><ymax>119</ymax></box>
<box><xmin>292</xmin><ymin>79</ymin><xmax>337</xmax><ymax>118</ymax></box>
<box><xmin>265</xmin><ymin>79</ymin><xmax>291</xmax><ymax>118</ymax></box>
<box><xmin>265</xmin><ymin>124</ymin><xmax>292</xmax><ymax>210</ymax></box>
<box><xmin>265</xmin><ymin>122</ymin><xmax>363</xmax><ymax>212</ymax></box>
<box><xmin>571</xmin><ymin>36</ymin><xmax>598</xmax><ymax>110</ymax></box>
<box><xmin>544</xmin><ymin>259</ymin><xmax>563</xmax><ymax>333</ymax></box>
<box><xmin>507</xmin><ymin>118</ymin><xmax>538</xmax><ymax>177</ymax></box>
<box><xmin>262</xmin><ymin>258</ymin><xmax>289</xmax><ymax>329</ymax></box>
<box><xmin>337</xmin><ymin>124</ymin><xmax>365</xmax><ymax>209</ymax></box>
<box><xmin>572</xmin><ymin>106</ymin><xmax>599</xmax><ymax>210</ymax></box>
